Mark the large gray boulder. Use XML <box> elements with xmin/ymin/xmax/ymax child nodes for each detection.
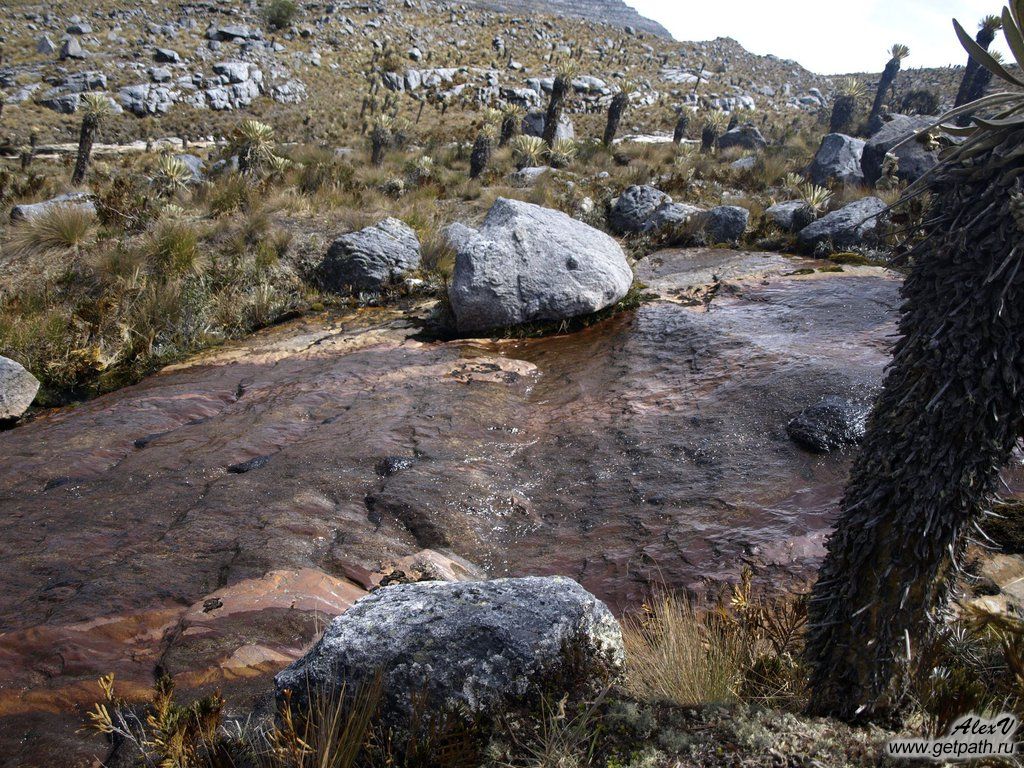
<box><xmin>610</xmin><ymin>185</ymin><xmax>670</xmax><ymax>234</ymax></box>
<box><xmin>0</xmin><ymin>356</ymin><xmax>40</xmax><ymax>421</ymax></box>
<box><xmin>447</xmin><ymin>198</ymin><xmax>633</xmax><ymax>334</ymax></box>
<box><xmin>797</xmin><ymin>197</ymin><xmax>888</xmax><ymax>253</ymax></box>
<box><xmin>275</xmin><ymin>577</ymin><xmax>623</xmax><ymax>724</ymax></box>
<box><xmin>716</xmin><ymin>124</ymin><xmax>768</xmax><ymax>152</ymax></box>
<box><xmin>319</xmin><ymin>218</ymin><xmax>421</xmax><ymax>294</ymax></box>
<box><xmin>10</xmin><ymin>193</ymin><xmax>96</xmax><ymax>223</ymax></box>
<box><xmin>808</xmin><ymin>133</ymin><xmax>865</xmax><ymax>186</ymax></box>
<box><xmin>701</xmin><ymin>205</ymin><xmax>749</xmax><ymax>243</ymax></box>
<box><xmin>522</xmin><ymin>110</ymin><xmax>574</xmax><ymax>142</ymax></box>
<box><xmin>862</xmin><ymin>114</ymin><xmax>939</xmax><ymax>186</ymax></box>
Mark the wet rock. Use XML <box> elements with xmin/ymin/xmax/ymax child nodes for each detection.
<box><xmin>765</xmin><ymin>201</ymin><xmax>814</xmax><ymax>233</ymax></box>
<box><xmin>522</xmin><ymin>110</ymin><xmax>574</xmax><ymax>142</ymax></box>
<box><xmin>862</xmin><ymin>114</ymin><xmax>939</xmax><ymax>186</ymax></box>
<box><xmin>275</xmin><ymin>576</ymin><xmax>623</xmax><ymax>724</ymax></box>
<box><xmin>0</xmin><ymin>357</ymin><xmax>39</xmax><ymax>421</ymax></box>
<box><xmin>716</xmin><ymin>124</ymin><xmax>767</xmax><ymax>152</ymax></box>
<box><xmin>700</xmin><ymin>205</ymin><xmax>749</xmax><ymax>244</ymax></box>
<box><xmin>808</xmin><ymin>133</ymin><xmax>865</xmax><ymax>186</ymax></box>
<box><xmin>797</xmin><ymin>197</ymin><xmax>887</xmax><ymax>253</ymax></box>
<box><xmin>787</xmin><ymin>396</ymin><xmax>868</xmax><ymax>453</ymax></box>
<box><xmin>609</xmin><ymin>184</ymin><xmax>670</xmax><ymax>234</ymax></box>
<box><xmin>446</xmin><ymin>198</ymin><xmax>633</xmax><ymax>334</ymax></box>
<box><xmin>10</xmin><ymin>193</ymin><xmax>95</xmax><ymax>223</ymax></box>
<box><xmin>319</xmin><ymin>218</ymin><xmax>422</xmax><ymax>294</ymax></box>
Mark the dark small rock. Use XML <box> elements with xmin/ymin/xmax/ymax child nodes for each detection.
<box><xmin>787</xmin><ymin>396</ymin><xmax>868</xmax><ymax>453</ymax></box>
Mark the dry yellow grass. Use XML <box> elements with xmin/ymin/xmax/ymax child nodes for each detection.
<box><xmin>622</xmin><ymin>591</ymin><xmax>744</xmax><ymax>707</ymax></box>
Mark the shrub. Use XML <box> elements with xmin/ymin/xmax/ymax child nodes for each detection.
<box><xmin>263</xmin><ymin>0</ymin><xmax>298</xmax><ymax>30</ymax></box>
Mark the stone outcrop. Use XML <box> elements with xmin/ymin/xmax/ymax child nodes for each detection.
<box><xmin>0</xmin><ymin>357</ymin><xmax>40</xmax><ymax>421</ymax></box>
<box><xmin>862</xmin><ymin>114</ymin><xmax>940</xmax><ymax>186</ymax></box>
<box><xmin>807</xmin><ymin>133</ymin><xmax>865</xmax><ymax>186</ymax></box>
<box><xmin>797</xmin><ymin>197</ymin><xmax>888</xmax><ymax>253</ymax></box>
<box><xmin>275</xmin><ymin>577</ymin><xmax>624</xmax><ymax>723</ymax></box>
<box><xmin>447</xmin><ymin>198</ymin><xmax>632</xmax><ymax>334</ymax></box>
<box><xmin>319</xmin><ymin>218</ymin><xmax>422</xmax><ymax>294</ymax></box>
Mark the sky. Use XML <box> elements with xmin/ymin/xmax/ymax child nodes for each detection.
<box><xmin>625</xmin><ymin>0</ymin><xmax>1013</xmax><ymax>75</ymax></box>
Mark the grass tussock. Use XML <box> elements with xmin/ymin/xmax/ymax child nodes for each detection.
<box><xmin>7</xmin><ymin>204</ymin><xmax>97</xmax><ymax>258</ymax></box>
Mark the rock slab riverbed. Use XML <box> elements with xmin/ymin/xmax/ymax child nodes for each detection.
<box><xmin>0</xmin><ymin>249</ymin><xmax>901</xmax><ymax>765</ymax></box>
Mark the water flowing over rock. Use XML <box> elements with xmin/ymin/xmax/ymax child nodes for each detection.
<box><xmin>862</xmin><ymin>114</ymin><xmax>940</xmax><ymax>186</ymax></box>
<box><xmin>786</xmin><ymin>396</ymin><xmax>869</xmax><ymax>453</ymax></box>
<box><xmin>797</xmin><ymin>197</ymin><xmax>888</xmax><ymax>253</ymax></box>
<box><xmin>446</xmin><ymin>198</ymin><xmax>633</xmax><ymax>334</ymax></box>
<box><xmin>0</xmin><ymin>357</ymin><xmax>39</xmax><ymax>421</ymax></box>
<box><xmin>319</xmin><ymin>218</ymin><xmax>422</xmax><ymax>294</ymax></box>
<box><xmin>275</xmin><ymin>577</ymin><xmax>623</xmax><ymax>722</ymax></box>
<box><xmin>0</xmin><ymin>248</ymin><xmax>911</xmax><ymax>762</ymax></box>
<box><xmin>808</xmin><ymin>133</ymin><xmax>865</xmax><ymax>186</ymax></box>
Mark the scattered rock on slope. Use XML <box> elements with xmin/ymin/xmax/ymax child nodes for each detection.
<box><xmin>0</xmin><ymin>357</ymin><xmax>40</xmax><ymax>422</ymax></box>
<box><xmin>275</xmin><ymin>576</ymin><xmax>624</xmax><ymax>724</ymax></box>
<box><xmin>446</xmin><ymin>198</ymin><xmax>633</xmax><ymax>334</ymax></box>
<box><xmin>716</xmin><ymin>124</ymin><xmax>768</xmax><ymax>152</ymax></box>
<box><xmin>319</xmin><ymin>218</ymin><xmax>422</xmax><ymax>294</ymax></box>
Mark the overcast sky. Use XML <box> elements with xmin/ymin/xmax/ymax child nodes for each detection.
<box><xmin>626</xmin><ymin>0</ymin><xmax>1012</xmax><ymax>75</ymax></box>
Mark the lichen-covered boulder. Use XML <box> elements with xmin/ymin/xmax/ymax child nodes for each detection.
<box><xmin>319</xmin><ymin>218</ymin><xmax>421</xmax><ymax>294</ymax></box>
<box><xmin>609</xmin><ymin>185</ymin><xmax>670</xmax><ymax>234</ymax></box>
<box><xmin>0</xmin><ymin>356</ymin><xmax>40</xmax><ymax>421</ymax></box>
<box><xmin>787</xmin><ymin>396</ymin><xmax>868</xmax><ymax>453</ymax></box>
<box><xmin>446</xmin><ymin>198</ymin><xmax>633</xmax><ymax>334</ymax></box>
<box><xmin>274</xmin><ymin>576</ymin><xmax>623</xmax><ymax>724</ymax></box>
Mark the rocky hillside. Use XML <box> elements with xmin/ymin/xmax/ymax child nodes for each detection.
<box><xmin>0</xmin><ymin>0</ymin><xmax>875</xmax><ymax>149</ymax></box>
<box><xmin>462</xmin><ymin>0</ymin><xmax>671</xmax><ymax>38</ymax></box>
